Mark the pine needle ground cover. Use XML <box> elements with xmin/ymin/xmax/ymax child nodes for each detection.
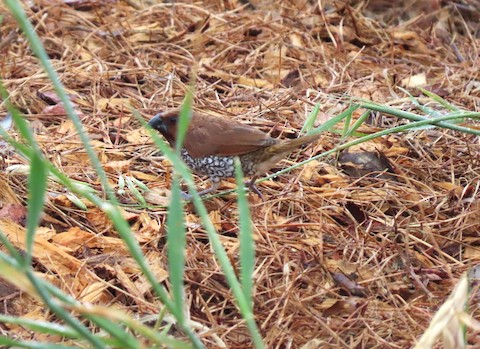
<box><xmin>0</xmin><ymin>1</ymin><xmax>479</xmax><ymax>348</ymax></box>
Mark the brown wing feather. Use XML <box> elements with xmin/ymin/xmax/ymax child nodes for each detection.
<box><xmin>184</xmin><ymin>113</ymin><xmax>277</xmax><ymax>158</ymax></box>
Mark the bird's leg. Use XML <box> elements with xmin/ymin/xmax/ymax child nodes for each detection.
<box><xmin>245</xmin><ymin>176</ymin><xmax>264</xmax><ymax>200</ymax></box>
<box><xmin>181</xmin><ymin>180</ymin><xmax>219</xmax><ymax>200</ymax></box>
<box><xmin>182</xmin><ymin>178</ymin><xmax>264</xmax><ymax>200</ymax></box>
<box><xmin>197</xmin><ymin>180</ymin><xmax>219</xmax><ymax>196</ymax></box>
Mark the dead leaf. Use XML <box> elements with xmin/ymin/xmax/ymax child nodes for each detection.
<box><xmin>0</xmin><ymin>220</ymin><xmax>96</xmax><ymax>293</ymax></box>
<box><xmin>401</xmin><ymin>73</ymin><xmax>427</xmax><ymax>88</ymax></box>
<box><xmin>104</xmin><ymin>160</ymin><xmax>131</xmax><ymax>173</ymax></box>
<box><xmin>0</xmin><ymin>204</ymin><xmax>27</xmax><ymax>226</ymax></box>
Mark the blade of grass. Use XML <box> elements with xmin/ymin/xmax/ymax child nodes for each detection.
<box><xmin>0</xmin><ymin>315</ymin><xmax>80</xmax><ymax>338</ymax></box>
<box><xmin>251</xmin><ymin>104</ymin><xmax>355</xmax><ymax>185</ymax></box>
<box><xmin>143</xmin><ymin>99</ymin><xmax>204</xmax><ymax>346</ymax></box>
<box><xmin>130</xmin><ymin>176</ymin><xmax>149</xmax><ymax>191</ymax></box>
<box><xmin>0</xmin><ymin>337</ymin><xmax>79</xmax><ymax>349</ymax></box>
<box><xmin>418</xmin><ymin>86</ymin><xmax>460</xmax><ymax>112</ymax></box>
<box><xmin>23</xmin><ymin>151</ymin><xmax>47</xmax><ymax>268</ymax></box>
<box><xmin>0</xmin><ymin>255</ymin><xmax>111</xmax><ymax>349</ymax></box>
<box><xmin>340</xmin><ymin>104</ymin><xmax>353</xmax><ymax>139</ymax></box>
<box><xmin>357</xmin><ymin>101</ymin><xmax>480</xmax><ymax>135</ymax></box>
<box><xmin>0</xmin><ymin>6</ymin><xmax>163</xmax><ymax>340</ymax></box>
<box><xmin>67</xmin><ymin>302</ymin><xmax>193</xmax><ymax>348</ymax></box>
<box><xmin>96</xmin><ymin>201</ymin><xmax>205</xmax><ymax>348</ymax></box>
<box><xmin>0</xmin><ymin>95</ymin><xmax>144</xmax><ymax>348</ymax></box>
<box><xmin>343</xmin><ymin>110</ymin><xmax>370</xmax><ymax>141</ymax></box>
<box><xmin>27</xmin><ymin>271</ymin><xmax>113</xmax><ymax>349</ymax></box>
<box><xmin>234</xmin><ymin>158</ymin><xmax>254</xmax><ymax>309</ymax></box>
<box><xmin>0</xmin><ymin>94</ymin><xmax>47</xmax><ymax>268</ymax></box>
<box><xmin>300</xmin><ymin>103</ymin><xmax>320</xmax><ymax>135</ymax></box>
<box><xmin>0</xmin><ymin>92</ymin><xmax>114</xmax><ymax>348</ymax></box>
<box><xmin>2</xmin><ymin>59</ymin><xmax>205</xmax><ymax>347</ymax></box>
<box><xmin>188</xmin><ymin>173</ymin><xmax>264</xmax><ymax>349</ymax></box>
<box><xmin>307</xmin><ymin>104</ymin><xmax>358</xmax><ymax>136</ymax></box>
<box><xmin>176</xmin><ymin>91</ymin><xmax>194</xmax><ymax>152</ymax></box>
<box><xmin>398</xmin><ymin>86</ymin><xmax>444</xmax><ymax>119</ymax></box>
<box><xmin>167</xmin><ymin>175</ymin><xmax>187</xmax><ymax>325</ymax></box>
<box><xmin>125</xmin><ymin>176</ymin><xmax>147</xmax><ymax>208</ymax></box>
<box><xmin>65</xmin><ymin>193</ymin><xmax>88</xmax><ymax>211</ymax></box>
<box><xmin>0</xmin><ymin>251</ymin><xmax>188</xmax><ymax>348</ymax></box>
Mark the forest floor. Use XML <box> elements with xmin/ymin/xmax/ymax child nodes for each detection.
<box><xmin>1</xmin><ymin>0</ymin><xmax>480</xmax><ymax>348</ymax></box>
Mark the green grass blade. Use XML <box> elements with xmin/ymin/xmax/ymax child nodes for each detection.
<box><xmin>129</xmin><ymin>176</ymin><xmax>149</xmax><ymax>191</ymax></box>
<box><xmin>0</xmin><ymin>315</ymin><xmax>79</xmax><ymax>338</ymax></box>
<box><xmin>309</xmin><ymin>104</ymin><xmax>359</xmax><ymax>135</ymax></box>
<box><xmin>0</xmin><ymin>93</ymin><xmax>47</xmax><ymax>267</ymax></box>
<box><xmin>1</xmin><ymin>11</ymin><xmax>175</xmax><ymax>340</ymax></box>
<box><xmin>40</xmin><ymin>280</ymin><xmax>182</xmax><ymax>348</ymax></box>
<box><xmin>65</xmin><ymin>193</ymin><xmax>88</xmax><ymax>211</ymax></box>
<box><xmin>24</xmin><ymin>152</ymin><xmax>47</xmax><ymax>267</ymax></box>
<box><xmin>136</xmin><ymin>113</ymin><xmax>206</xmax><ymax>348</ymax></box>
<box><xmin>214</xmin><ymin>104</ymin><xmax>359</xmax><ymax>197</ymax></box>
<box><xmin>357</xmin><ymin>101</ymin><xmax>480</xmax><ymax>135</ymax></box>
<box><xmin>1</xmin><ymin>79</ymin><xmax>139</xmax><ymax>347</ymax></box>
<box><xmin>0</xmin><ymin>8</ymin><xmax>203</xmax><ymax>340</ymax></box>
<box><xmin>397</xmin><ymin>87</ymin><xmax>443</xmax><ymax>119</ymax></box>
<box><xmin>341</xmin><ymin>104</ymin><xmax>353</xmax><ymax>139</ymax></box>
<box><xmin>26</xmin><ymin>271</ymin><xmax>111</xmax><ymax>349</ymax></box>
<box><xmin>0</xmin><ymin>337</ymin><xmax>78</xmax><ymax>349</ymax></box>
<box><xmin>234</xmin><ymin>158</ymin><xmax>254</xmax><ymax>309</ymax></box>
<box><xmin>125</xmin><ymin>176</ymin><xmax>147</xmax><ymax>208</ymax></box>
<box><xmin>418</xmin><ymin>86</ymin><xmax>460</xmax><ymax>112</ymax></box>
<box><xmin>344</xmin><ymin>110</ymin><xmax>370</xmax><ymax>139</ymax></box>
<box><xmin>168</xmin><ymin>95</ymin><xmax>191</xmax><ymax>321</ymax></box>
<box><xmin>167</xmin><ymin>176</ymin><xmax>187</xmax><ymax>324</ymax></box>
<box><xmin>0</xmin><ymin>255</ymin><xmax>111</xmax><ymax>349</ymax></box>
<box><xmin>190</xmin><ymin>189</ymin><xmax>265</xmax><ymax>349</ymax></box>
<box><xmin>300</xmin><ymin>103</ymin><xmax>320</xmax><ymax>134</ymax></box>
<box><xmin>176</xmin><ymin>91</ymin><xmax>194</xmax><ymax>152</ymax></box>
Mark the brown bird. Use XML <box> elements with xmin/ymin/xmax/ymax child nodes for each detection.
<box><xmin>148</xmin><ymin>110</ymin><xmax>320</xmax><ymax>198</ymax></box>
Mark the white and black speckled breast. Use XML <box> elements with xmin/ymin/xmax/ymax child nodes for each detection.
<box><xmin>181</xmin><ymin>148</ymin><xmax>256</xmax><ymax>182</ymax></box>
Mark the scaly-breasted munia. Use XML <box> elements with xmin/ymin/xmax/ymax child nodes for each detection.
<box><xmin>148</xmin><ymin>110</ymin><xmax>320</xmax><ymax>198</ymax></box>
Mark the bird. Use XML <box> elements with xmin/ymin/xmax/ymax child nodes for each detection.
<box><xmin>148</xmin><ymin>110</ymin><xmax>321</xmax><ymax>198</ymax></box>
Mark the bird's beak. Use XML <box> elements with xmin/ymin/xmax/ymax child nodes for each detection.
<box><xmin>148</xmin><ymin>114</ymin><xmax>167</xmax><ymax>134</ymax></box>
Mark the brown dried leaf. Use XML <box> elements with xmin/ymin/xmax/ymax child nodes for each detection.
<box><xmin>0</xmin><ymin>220</ymin><xmax>96</xmax><ymax>294</ymax></box>
<box><xmin>208</xmin><ymin>210</ymin><xmax>222</xmax><ymax>231</ymax></box>
<box><xmin>0</xmin><ymin>204</ymin><xmax>27</xmax><ymax>226</ymax></box>
<box><xmin>51</xmin><ymin>227</ymin><xmax>129</xmax><ymax>254</ymax></box>
<box><xmin>104</xmin><ymin>160</ymin><xmax>131</xmax><ymax>173</ymax></box>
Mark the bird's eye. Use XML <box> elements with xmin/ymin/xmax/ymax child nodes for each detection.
<box><xmin>169</xmin><ymin>117</ymin><xmax>178</xmax><ymax>124</ymax></box>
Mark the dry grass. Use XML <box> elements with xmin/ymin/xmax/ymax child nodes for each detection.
<box><xmin>1</xmin><ymin>0</ymin><xmax>480</xmax><ymax>347</ymax></box>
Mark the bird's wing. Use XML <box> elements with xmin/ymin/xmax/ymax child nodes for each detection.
<box><xmin>184</xmin><ymin>119</ymin><xmax>276</xmax><ymax>158</ymax></box>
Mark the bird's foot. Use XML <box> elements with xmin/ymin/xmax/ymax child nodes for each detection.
<box><xmin>180</xmin><ymin>191</ymin><xmax>193</xmax><ymax>200</ymax></box>
<box><xmin>245</xmin><ymin>177</ymin><xmax>264</xmax><ymax>200</ymax></box>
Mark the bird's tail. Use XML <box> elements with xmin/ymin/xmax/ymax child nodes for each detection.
<box><xmin>265</xmin><ymin>132</ymin><xmax>321</xmax><ymax>155</ymax></box>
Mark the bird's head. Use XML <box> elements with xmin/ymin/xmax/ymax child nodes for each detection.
<box><xmin>148</xmin><ymin>111</ymin><xmax>179</xmax><ymax>145</ymax></box>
